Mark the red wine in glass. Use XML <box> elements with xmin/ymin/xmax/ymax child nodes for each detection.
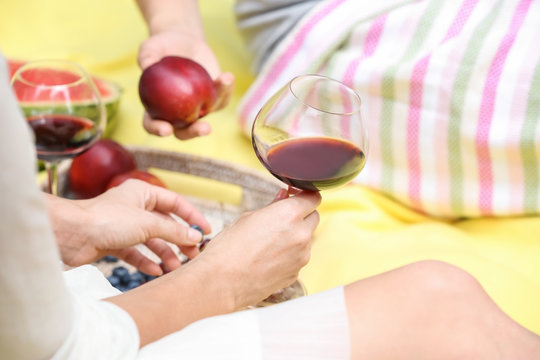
<box><xmin>254</xmin><ymin>136</ymin><xmax>366</xmax><ymax>192</ymax></box>
<box><xmin>28</xmin><ymin>114</ymin><xmax>100</xmax><ymax>162</ymax></box>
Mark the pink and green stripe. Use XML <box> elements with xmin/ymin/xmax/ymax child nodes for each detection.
<box><xmin>475</xmin><ymin>0</ymin><xmax>533</xmax><ymax>214</ymax></box>
<box><xmin>379</xmin><ymin>0</ymin><xmax>443</xmax><ymax>196</ymax></box>
<box><xmin>447</xmin><ymin>2</ymin><xmax>502</xmax><ymax>215</ymax></box>
<box><xmin>406</xmin><ymin>0</ymin><xmax>478</xmax><ymax>211</ymax></box>
<box><xmin>521</xmin><ymin>60</ymin><xmax>540</xmax><ymax>213</ymax></box>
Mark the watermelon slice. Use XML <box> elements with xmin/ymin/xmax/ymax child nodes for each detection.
<box><xmin>8</xmin><ymin>59</ymin><xmax>122</xmax><ymax>135</ymax></box>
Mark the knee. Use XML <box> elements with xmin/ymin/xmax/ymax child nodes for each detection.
<box><xmin>399</xmin><ymin>260</ymin><xmax>484</xmax><ymax>301</ymax></box>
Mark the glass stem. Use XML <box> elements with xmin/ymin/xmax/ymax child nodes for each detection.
<box><xmin>44</xmin><ymin>161</ymin><xmax>59</xmax><ymax>196</ymax></box>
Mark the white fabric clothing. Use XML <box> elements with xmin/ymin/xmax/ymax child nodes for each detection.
<box><xmin>0</xmin><ymin>52</ymin><xmax>141</xmax><ymax>360</ymax></box>
<box><xmin>0</xmin><ymin>51</ymin><xmax>74</xmax><ymax>360</ymax></box>
<box><xmin>52</xmin><ymin>266</ymin><xmax>139</xmax><ymax>360</ymax></box>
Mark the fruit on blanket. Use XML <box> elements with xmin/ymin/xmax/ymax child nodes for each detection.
<box><xmin>138</xmin><ymin>56</ymin><xmax>217</xmax><ymax>128</ymax></box>
<box><xmin>106</xmin><ymin>169</ymin><xmax>166</xmax><ymax>190</ymax></box>
<box><xmin>68</xmin><ymin>139</ymin><xmax>136</xmax><ymax>199</ymax></box>
<box><xmin>8</xmin><ymin>59</ymin><xmax>122</xmax><ymax>135</ymax></box>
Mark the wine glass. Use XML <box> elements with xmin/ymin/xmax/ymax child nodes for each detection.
<box><xmin>250</xmin><ymin>74</ymin><xmax>368</xmax><ymax>305</ymax></box>
<box><xmin>11</xmin><ymin>59</ymin><xmax>106</xmax><ymax>195</ymax></box>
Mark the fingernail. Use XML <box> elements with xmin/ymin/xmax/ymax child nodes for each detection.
<box><xmin>188</xmin><ymin>227</ymin><xmax>203</xmax><ymax>243</ymax></box>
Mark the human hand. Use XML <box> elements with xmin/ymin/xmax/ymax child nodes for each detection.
<box><xmin>137</xmin><ymin>30</ymin><xmax>234</xmax><ymax>140</ymax></box>
<box><xmin>49</xmin><ymin>179</ymin><xmax>211</xmax><ymax>276</ymax></box>
<box><xmin>190</xmin><ymin>190</ymin><xmax>322</xmax><ymax>309</ymax></box>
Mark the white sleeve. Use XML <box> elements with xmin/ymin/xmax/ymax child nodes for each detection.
<box><xmin>0</xmin><ymin>52</ymin><xmax>73</xmax><ymax>360</ymax></box>
<box><xmin>0</xmin><ymin>54</ymin><xmax>140</xmax><ymax>359</ymax></box>
<box><xmin>52</xmin><ymin>265</ymin><xmax>139</xmax><ymax>360</ymax></box>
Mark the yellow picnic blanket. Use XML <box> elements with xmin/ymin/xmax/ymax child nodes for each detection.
<box><xmin>1</xmin><ymin>0</ymin><xmax>539</xmax><ymax>335</ymax></box>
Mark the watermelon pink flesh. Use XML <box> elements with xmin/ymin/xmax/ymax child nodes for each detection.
<box><xmin>8</xmin><ymin>59</ymin><xmax>116</xmax><ymax>101</ymax></box>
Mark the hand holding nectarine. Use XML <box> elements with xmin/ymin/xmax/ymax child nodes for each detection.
<box><xmin>137</xmin><ymin>30</ymin><xmax>234</xmax><ymax>140</ymax></box>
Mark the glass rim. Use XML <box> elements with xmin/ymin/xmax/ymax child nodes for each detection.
<box><xmin>11</xmin><ymin>59</ymin><xmax>91</xmax><ymax>88</ymax></box>
<box><xmin>288</xmin><ymin>73</ymin><xmax>363</xmax><ymax>116</ymax></box>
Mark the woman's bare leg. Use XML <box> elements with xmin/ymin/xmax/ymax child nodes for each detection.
<box><xmin>344</xmin><ymin>260</ymin><xmax>540</xmax><ymax>359</ymax></box>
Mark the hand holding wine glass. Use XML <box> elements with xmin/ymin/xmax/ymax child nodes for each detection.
<box><xmin>250</xmin><ymin>74</ymin><xmax>368</xmax><ymax>304</ymax></box>
<box><xmin>11</xmin><ymin>60</ymin><xmax>106</xmax><ymax>195</ymax></box>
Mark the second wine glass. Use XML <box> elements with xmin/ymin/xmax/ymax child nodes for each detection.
<box><xmin>11</xmin><ymin>59</ymin><xmax>106</xmax><ymax>195</ymax></box>
<box><xmin>250</xmin><ymin>74</ymin><xmax>368</xmax><ymax>304</ymax></box>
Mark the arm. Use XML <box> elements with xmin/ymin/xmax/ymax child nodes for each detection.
<box><xmin>135</xmin><ymin>0</ymin><xmax>234</xmax><ymax>140</ymax></box>
<box><xmin>136</xmin><ymin>0</ymin><xmax>205</xmax><ymax>47</ymax></box>
<box><xmin>46</xmin><ymin>180</ymin><xmax>211</xmax><ymax>276</ymax></box>
<box><xmin>106</xmin><ymin>190</ymin><xmax>321</xmax><ymax>347</ymax></box>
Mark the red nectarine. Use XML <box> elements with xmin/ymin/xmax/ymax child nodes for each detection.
<box><xmin>138</xmin><ymin>56</ymin><xmax>217</xmax><ymax>128</ymax></box>
<box><xmin>106</xmin><ymin>169</ymin><xmax>166</xmax><ymax>190</ymax></box>
<box><xmin>68</xmin><ymin>139</ymin><xmax>136</xmax><ymax>199</ymax></box>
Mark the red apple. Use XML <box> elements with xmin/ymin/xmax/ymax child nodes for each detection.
<box><xmin>138</xmin><ymin>56</ymin><xmax>217</xmax><ymax>128</ymax></box>
<box><xmin>106</xmin><ymin>169</ymin><xmax>166</xmax><ymax>190</ymax></box>
<box><xmin>68</xmin><ymin>139</ymin><xmax>136</xmax><ymax>199</ymax></box>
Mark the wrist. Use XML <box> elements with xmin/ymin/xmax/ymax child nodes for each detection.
<box><xmin>185</xmin><ymin>256</ymin><xmax>237</xmax><ymax>313</ymax></box>
<box><xmin>137</xmin><ymin>0</ymin><xmax>205</xmax><ymax>39</ymax></box>
<box><xmin>45</xmin><ymin>194</ymin><xmax>92</xmax><ymax>265</ymax></box>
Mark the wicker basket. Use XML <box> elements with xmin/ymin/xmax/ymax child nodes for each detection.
<box><xmin>57</xmin><ymin>145</ymin><xmax>283</xmax><ymax>226</ymax></box>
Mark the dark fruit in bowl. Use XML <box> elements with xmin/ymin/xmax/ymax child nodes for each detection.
<box><xmin>138</xmin><ymin>56</ymin><xmax>217</xmax><ymax>128</ymax></box>
<box><xmin>68</xmin><ymin>139</ymin><xmax>136</xmax><ymax>199</ymax></box>
<box><xmin>106</xmin><ymin>169</ymin><xmax>166</xmax><ymax>190</ymax></box>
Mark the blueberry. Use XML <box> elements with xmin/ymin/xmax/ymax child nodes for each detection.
<box><xmin>112</xmin><ymin>266</ymin><xmax>130</xmax><ymax>284</ymax></box>
<box><xmin>190</xmin><ymin>224</ymin><xmax>204</xmax><ymax>236</ymax></box>
<box><xmin>125</xmin><ymin>280</ymin><xmax>141</xmax><ymax>290</ymax></box>
<box><xmin>199</xmin><ymin>238</ymin><xmax>211</xmax><ymax>251</ymax></box>
<box><xmin>129</xmin><ymin>272</ymin><xmax>145</xmax><ymax>284</ymax></box>
<box><xmin>107</xmin><ymin>275</ymin><xmax>121</xmax><ymax>288</ymax></box>
<box><xmin>102</xmin><ymin>255</ymin><xmax>118</xmax><ymax>263</ymax></box>
<box><xmin>159</xmin><ymin>262</ymin><xmax>171</xmax><ymax>274</ymax></box>
<box><xmin>142</xmin><ymin>273</ymin><xmax>156</xmax><ymax>282</ymax></box>
<box><xmin>112</xmin><ymin>266</ymin><xmax>129</xmax><ymax>278</ymax></box>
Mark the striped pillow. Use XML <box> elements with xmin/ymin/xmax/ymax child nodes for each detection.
<box><xmin>238</xmin><ymin>0</ymin><xmax>540</xmax><ymax>218</ymax></box>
